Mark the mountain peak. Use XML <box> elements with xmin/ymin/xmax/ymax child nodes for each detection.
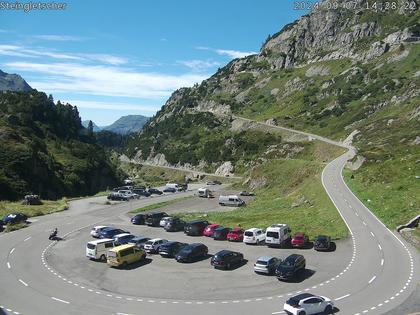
<box><xmin>0</xmin><ymin>69</ymin><xmax>33</xmax><ymax>92</ymax></box>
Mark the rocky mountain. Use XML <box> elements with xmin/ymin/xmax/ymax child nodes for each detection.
<box><xmin>0</xmin><ymin>91</ymin><xmax>122</xmax><ymax>200</ymax></box>
<box><xmin>0</xmin><ymin>70</ymin><xmax>32</xmax><ymax>92</ymax></box>
<box><xmin>126</xmin><ymin>0</ymin><xmax>419</xmax><ymax>228</ymax></box>
<box><xmin>82</xmin><ymin>120</ymin><xmax>102</xmax><ymax>132</ymax></box>
<box><xmin>103</xmin><ymin>115</ymin><xmax>149</xmax><ymax>135</ymax></box>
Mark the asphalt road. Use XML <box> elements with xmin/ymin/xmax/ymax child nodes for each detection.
<box><xmin>0</xmin><ymin>151</ymin><xmax>418</xmax><ymax>315</ymax></box>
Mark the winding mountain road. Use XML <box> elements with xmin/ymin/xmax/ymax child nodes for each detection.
<box><xmin>0</xmin><ymin>123</ymin><xmax>418</xmax><ymax>315</ymax></box>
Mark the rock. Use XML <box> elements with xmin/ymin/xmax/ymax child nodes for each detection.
<box><xmin>387</xmin><ymin>48</ymin><xmax>410</xmax><ymax>63</ymax></box>
<box><xmin>346</xmin><ymin>155</ymin><xmax>366</xmax><ymax>171</ymax></box>
<box><xmin>410</xmin><ymin>136</ymin><xmax>420</xmax><ymax>145</ymax></box>
<box><xmin>215</xmin><ymin>161</ymin><xmax>234</xmax><ymax>177</ymax></box>
<box><xmin>270</xmin><ymin>88</ymin><xmax>279</xmax><ymax>96</ymax></box>
<box><xmin>305</xmin><ymin>65</ymin><xmax>330</xmax><ymax>77</ymax></box>
<box><xmin>387</xmin><ymin>119</ymin><xmax>394</xmax><ymax>126</ymax></box>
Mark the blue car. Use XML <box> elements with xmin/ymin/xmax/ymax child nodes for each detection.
<box><xmin>3</xmin><ymin>213</ymin><xmax>28</xmax><ymax>224</ymax></box>
<box><xmin>98</xmin><ymin>227</ymin><xmax>129</xmax><ymax>239</ymax></box>
<box><xmin>113</xmin><ymin>233</ymin><xmax>136</xmax><ymax>245</ymax></box>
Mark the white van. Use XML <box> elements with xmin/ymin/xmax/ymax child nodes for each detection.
<box><xmin>219</xmin><ymin>195</ymin><xmax>245</xmax><ymax>207</ymax></box>
<box><xmin>265</xmin><ymin>224</ymin><xmax>291</xmax><ymax>247</ymax></box>
<box><xmin>198</xmin><ymin>188</ymin><xmax>212</xmax><ymax>198</ymax></box>
<box><xmin>166</xmin><ymin>183</ymin><xmax>180</xmax><ymax>191</ymax></box>
<box><xmin>243</xmin><ymin>228</ymin><xmax>266</xmax><ymax>244</ymax></box>
<box><xmin>86</xmin><ymin>238</ymin><xmax>115</xmax><ymax>261</ymax></box>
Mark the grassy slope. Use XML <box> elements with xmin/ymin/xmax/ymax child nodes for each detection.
<box><xmin>0</xmin><ymin>199</ymin><xmax>69</xmax><ymax>219</ymax></box>
<box><xmin>177</xmin><ymin>142</ymin><xmax>347</xmax><ymax>240</ymax></box>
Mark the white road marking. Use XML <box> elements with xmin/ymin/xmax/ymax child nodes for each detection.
<box><xmin>6</xmin><ymin>262</ymin><xmax>11</xmax><ymax>269</ymax></box>
<box><xmin>355</xmin><ymin>212</ymin><xmax>359</xmax><ymax>216</ymax></box>
<box><xmin>18</xmin><ymin>279</ymin><xmax>28</xmax><ymax>287</ymax></box>
<box><xmin>378</xmin><ymin>244</ymin><xmax>382</xmax><ymax>250</ymax></box>
<box><xmin>23</xmin><ymin>236</ymin><xmax>31</xmax><ymax>242</ymax></box>
<box><xmin>381</xmin><ymin>259</ymin><xmax>384</xmax><ymax>266</ymax></box>
<box><xmin>10</xmin><ymin>248</ymin><xmax>15</xmax><ymax>254</ymax></box>
<box><xmin>272</xmin><ymin>312</ymin><xmax>286</xmax><ymax>315</ymax></box>
<box><xmin>117</xmin><ymin>313</ymin><xmax>135</xmax><ymax>315</ymax></box>
<box><xmin>51</xmin><ymin>297</ymin><xmax>70</xmax><ymax>304</ymax></box>
<box><xmin>335</xmin><ymin>293</ymin><xmax>350</xmax><ymax>301</ymax></box>
<box><xmin>370</xmin><ymin>231</ymin><xmax>375</xmax><ymax>237</ymax></box>
<box><xmin>362</xmin><ymin>221</ymin><xmax>367</xmax><ymax>226</ymax></box>
<box><xmin>368</xmin><ymin>276</ymin><xmax>376</xmax><ymax>284</ymax></box>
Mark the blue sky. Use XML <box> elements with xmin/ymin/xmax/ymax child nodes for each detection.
<box><xmin>0</xmin><ymin>0</ymin><xmax>305</xmax><ymax>125</ymax></box>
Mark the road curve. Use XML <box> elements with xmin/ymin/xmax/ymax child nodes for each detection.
<box><xmin>0</xmin><ymin>130</ymin><xmax>418</xmax><ymax>315</ymax></box>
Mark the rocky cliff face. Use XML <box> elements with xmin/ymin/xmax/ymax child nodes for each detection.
<box><xmin>0</xmin><ymin>69</ymin><xmax>32</xmax><ymax>92</ymax></box>
<box><xmin>128</xmin><ymin>0</ymin><xmax>419</xmax><ymax>176</ymax></box>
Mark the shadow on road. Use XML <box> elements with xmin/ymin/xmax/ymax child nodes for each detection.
<box><xmin>278</xmin><ymin>269</ymin><xmax>316</xmax><ymax>283</ymax></box>
<box><xmin>120</xmin><ymin>257</ymin><xmax>153</xmax><ymax>270</ymax></box>
<box><xmin>213</xmin><ymin>259</ymin><xmax>248</xmax><ymax>271</ymax></box>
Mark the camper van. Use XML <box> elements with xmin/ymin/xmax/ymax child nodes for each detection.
<box><xmin>86</xmin><ymin>238</ymin><xmax>115</xmax><ymax>261</ymax></box>
<box><xmin>265</xmin><ymin>224</ymin><xmax>291</xmax><ymax>247</ymax></box>
<box><xmin>218</xmin><ymin>195</ymin><xmax>245</xmax><ymax>207</ymax></box>
<box><xmin>198</xmin><ymin>188</ymin><xmax>213</xmax><ymax>198</ymax></box>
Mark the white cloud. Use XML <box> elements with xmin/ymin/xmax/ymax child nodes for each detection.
<box><xmin>33</xmin><ymin>35</ymin><xmax>85</xmax><ymax>42</ymax></box>
<box><xmin>6</xmin><ymin>61</ymin><xmax>208</xmax><ymax>99</ymax></box>
<box><xmin>81</xmin><ymin>54</ymin><xmax>128</xmax><ymax>65</ymax></box>
<box><xmin>196</xmin><ymin>46</ymin><xmax>257</xmax><ymax>59</ymax></box>
<box><xmin>64</xmin><ymin>100</ymin><xmax>159</xmax><ymax>112</ymax></box>
<box><xmin>177</xmin><ymin>59</ymin><xmax>221</xmax><ymax>71</ymax></box>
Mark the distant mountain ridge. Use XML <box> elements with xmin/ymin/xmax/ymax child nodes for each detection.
<box><xmin>0</xmin><ymin>70</ymin><xmax>32</xmax><ymax>92</ymax></box>
<box><xmin>82</xmin><ymin>120</ymin><xmax>102</xmax><ymax>132</ymax></box>
<box><xmin>102</xmin><ymin>115</ymin><xmax>149</xmax><ymax>135</ymax></box>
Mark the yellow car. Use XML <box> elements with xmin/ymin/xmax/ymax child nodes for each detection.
<box><xmin>106</xmin><ymin>244</ymin><xmax>146</xmax><ymax>268</ymax></box>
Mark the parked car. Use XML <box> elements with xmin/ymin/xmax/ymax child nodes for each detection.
<box><xmin>112</xmin><ymin>186</ymin><xmax>133</xmax><ymax>192</ymax></box>
<box><xmin>133</xmin><ymin>185</ymin><xmax>146</xmax><ymax>190</ymax></box>
<box><xmin>291</xmin><ymin>232</ymin><xmax>309</xmax><ymax>248</ymax></box>
<box><xmin>243</xmin><ymin>228</ymin><xmax>266</xmax><ymax>244</ymax></box>
<box><xmin>265</xmin><ymin>224</ymin><xmax>291</xmax><ymax>248</ymax></box>
<box><xmin>145</xmin><ymin>212</ymin><xmax>169</xmax><ymax>227</ymax></box>
<box><xmin>90</xmin><ymin>225</ymin><xmax>112</xmax><ymax>238</ymax></box>
<box><xmin>86</xmin><ymin>238</ymin><xmax>115</xmax><ymax>261</ymax></box>
<box><xmin>276</xmin><ymin>254</ymin><xmax>306</xmax><ymax>281</ymax></box>
<box><xmin>3</xmin><ymin>213</ymin><xmax>28</xmax><ymax>224</ymax></box>
<box><xmin>128</xmin><ymin>236</ymin><xmax>151</xmax><ymax>249</ymax></box>
<box><xmin>239</xmin><ymin>191</ymin><xmax>254</xmax><ymax>196</ymax></box>
<box><xmin>107</xmin><ymin>192</ymin><xmax>128</xmax><ymax>201</ymax></box>
<box><xmin>148</xmin><ymin>188</ymin><xmax>163</xmax><ymax>195</ymax></box>
<box><xmin>0</xmin><ymin>219</ymin><xmax>3</xmax><ymax>230</ymax></box>
<box><xmin>164</xmin><ymin>217</ymin><xmax>186</xmax><ymax>232</ymax></box>
<box><xmin>218</xmin><ymin>195</ymin><xmax>245</xmax><ymax>207</ymax></box>
<box><xmin>159</xmin><ymin>216</ymin><xmax>172</xmax><ymax>227</ymax></box>
<box><xmin>132</xmin><ymin>189</ymin><xmax>151</xmax><ymax>197</ymax></box>
<box><xmin>314</xmin><ymin>235</ymin><xmax>331</xmax><ymax>251</ymax></box>
<box><xmin>143</xmin><ymin>238</ymin><xmax>168</xmax><ymax>254</ymax></box>
<box><xmin>175</xmin><ymin>243</ymin><xmax>208</xmax><ymax>263</ymax></box>
<box><xmin>211</xmin><ymin>250</ymin><xmax>244</xmax><ymax>270</ymax></box>
<box><xmin>98</xmin><ymin>228</ymin><xmax>129</xmax><ymax>239</ymax></box>
<box><xmin>184</xmin><ymin>220</ymin><xmax>209</xmax><ymax>236</ymax></box>
<box><xmin>106</xmin><ymin>244</ymin><xmax>146</xmax><ymax>268</ymax></box>
<box><xmin>254</xmin><ymin>256</ymin><xmax>281</xmax><ymax>275</ymax></box>
<box><xmin>283</xmin><ymin>293</ymin><xmax>334</xmax><ymax>315</ymax></box>
<box><xmin>163</xmin><ymin>187</ymin><xmax>176</xmax><ymax>193</ymax></box>
<box><xmin>131</xmin><ymin>213</ymin><xmax>147</xmax><ymax>225</ymax></box>
<box><xmin>227</xmin><ymin>227</ymin><xmax>244</xmax><ymax>242</ymax></box>
<box><xmin>213</xmin><ymin>227</ymin><xmax>231</xmax><ymax>240</ymax></box>
<box><xmin>203</xmin><ymin>224</ymin><xmax>220</xmax><ymax>237</ymax></box>
<box><xmin>113</xmin><ymin>233</ymin><xmax>136</xmax><ymax>246</ymax></box>
<box><xmin>159</xmin><ymin>241</ymin><xmax>188</xmax><ymax>258</ymax></box>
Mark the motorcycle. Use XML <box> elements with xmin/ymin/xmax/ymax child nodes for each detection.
<box><xmin>49</xmin><ymin>229</ymin><xmax>58</xmax><ymax>240</ymax></box>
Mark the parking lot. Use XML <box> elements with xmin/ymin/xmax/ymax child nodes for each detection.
<box><xmin>47</xmin><ymin>202</ymin><xmax>352</xmax><ymax>301</ymax></box>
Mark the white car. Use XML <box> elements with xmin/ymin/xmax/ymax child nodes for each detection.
<box><xmin>143</xmin><ymin>238</ymin><xmax>168</xmax><ymax>254</ymax></box>
<box><xmin>118</xmin><ymin>190</ymin><xmax>139</xmax><ymax>199</ymax></box>
<box><xmin>159</xmin><ymin>216</ymin><xmax>172</xmax><ymax>227</ymax></box>
<box><xmin>284</xmin><ymin>293</ymin><xmax>334</xmax><ymax>315</ymax></box>
<box><xmin>243</xmin><ymin>228</ymin><xmax>265</xmax><ymax>244</ymax></box>
<box><xmin>90</xmin><ymin>225</ymin><xmax>111</xmax><ymax>238</ymax></box>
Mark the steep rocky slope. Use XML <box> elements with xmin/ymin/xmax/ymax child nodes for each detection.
<box><xmin>127</xmin><ymin>0</ymin><xmax>419</xmax><ymax>227</ymax></box>
<box><xmin>0</xmin><ymin>70</ymin><xmax>32</xmax><ymax>92</ymax></box>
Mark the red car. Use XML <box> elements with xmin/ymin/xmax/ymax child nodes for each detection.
<box><xmin>227</xmin><ymin>227</ymin><xmax>244</xmax><ymax>242</ymax></box>
<box><xmin>291</xmin><ymin>232</ymin><xmax>309</xmax><ymax>248</ymax></box>
<box><xmin>203</xmin><ymin>224</ymin><xmax>219</xmax><ymax>237</ymax></box>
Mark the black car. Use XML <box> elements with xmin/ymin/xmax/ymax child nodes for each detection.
<box><xmin>159</xmin><ymin>241</ymin><xmax>188</xmax><ymax>258</ymax></box>
<box><xmin>148</xmin><ymin>188</ymin><xmax>163</xmax><ymax>195</ymax></box>
<box><xmin>107</xmin><ymin>192</ymin><xmax>128</xmax><ymax>201</ymax></box>
<box><xmin>314</xmin><ymin>235</ymin><xmax>331</xmax><ymax>251</ymax></box>
<box><xmin>163</xmin><ymin>187</ymin><xmax>176</xmax><ymax>193</ymax></box>
<box><xmin>239</xmin><ymin>191</ymin><xmax>254</xmax><ymax>196</ymax></box>
<box><xmin>213</xmin><ymin>227</ymin><xmax>231</xmax><ymax>240</ymax></box>
<box><xmin>211</xmin><ymin>250</ymin><xmax>244</xmax><ymax>270</ymax></box>
<box><xmin>129</xmin><ymin>236</ymin><xmax>151</xmax><ymax>249</ymax></box>
<box><xmin>3</xmin><ymin>213</ymin><xmax>28</xmax><ymax>224</ymax></box>
<box><xmin>98</xmin><ymin>228</ymin><xmax>129</xmax><ymax>239</ymax></box>
<box><xmin>184</xmin><ymin>220</ymin><xmax>209</xmax><ymax>236</ymax></box>
<box><xmin>275</xmin><ymin>254</ymin><xmax>306</xmax><ymax>281</ymax></box>
<box><xmin>175</xmin><ymin>243</ymin><xmax>208</xmax><ymax>262</ymax></box>
<box><xmin>131</xmin><ymin>213</ymin><xmax>147</xmax><ymax>225</ymax></box>
<box><xmin>164</xmin><ymin>217</ymin><xmax>186</xmax><ymax>232</ymax></box>
<box><xmin>0</xmin><ymin>219</ymin><xmax>4</xmax><ymax>229</ymax></box>
<box><xmin>145</xmin><ymin>211</ymin><xmax>168</xmax><ymax>227</ymax></box>
<box><xmin>132</xmin><ymin>189</ymin><xmax>151</xmax><ymax>197</ymax></box>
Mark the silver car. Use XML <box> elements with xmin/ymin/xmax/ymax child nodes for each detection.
<box><xmin>254</xmin><ymin>256</ymin><xmax>281</xmax><ymax>275</ymax></box>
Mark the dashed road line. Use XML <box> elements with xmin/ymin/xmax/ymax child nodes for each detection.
<box><xmin>23</xmin><ymin>236</ymin><xmax>31</xmax><ymax>242</ymax></box>
<box><xmin>368</xmin><ymin>276</ymin><xmax>376</xmax><ymax>284</ymax></box>
<box><xmin>10</xmin><ymin>247</ymin><xmax>15</xmax><ymax>254</ymax></box>
<box><xmin>18</xmin><ymin>279</ymin><xmax>28</xmax><ymax>287</ymax></box>
<box><xmin>381</xmin><ymin>259</ymin><xmax>384</xmax><ymax>266</ymax></box>
<box><xmin>335</xmin><ymin>293</ymin><xmax>350</xmax><ymax>301</ymax></box>
<box><xmin>378</xmin><ymin>244</ymin><xmax>382</xmax><ymax>250</ymax></box>
<box><xmin>51</xmin><ymin>297</ymin><xmax>70</xmax><ymax>304</ymax></box>
<box><xmin>7</xmin><ymin>262</ymin><xmax>11</xmax><ymax>269</ymax></box>
<box><xmin>370</xmin><ymin>231</ymin><xmax>375</xmax><ymax>238</ymax></box>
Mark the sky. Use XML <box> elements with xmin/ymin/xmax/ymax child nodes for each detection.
<box><xmin>0</xmin><ymin>0</ymin><xmax>305</xmax><ymax>126</ymax></box>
